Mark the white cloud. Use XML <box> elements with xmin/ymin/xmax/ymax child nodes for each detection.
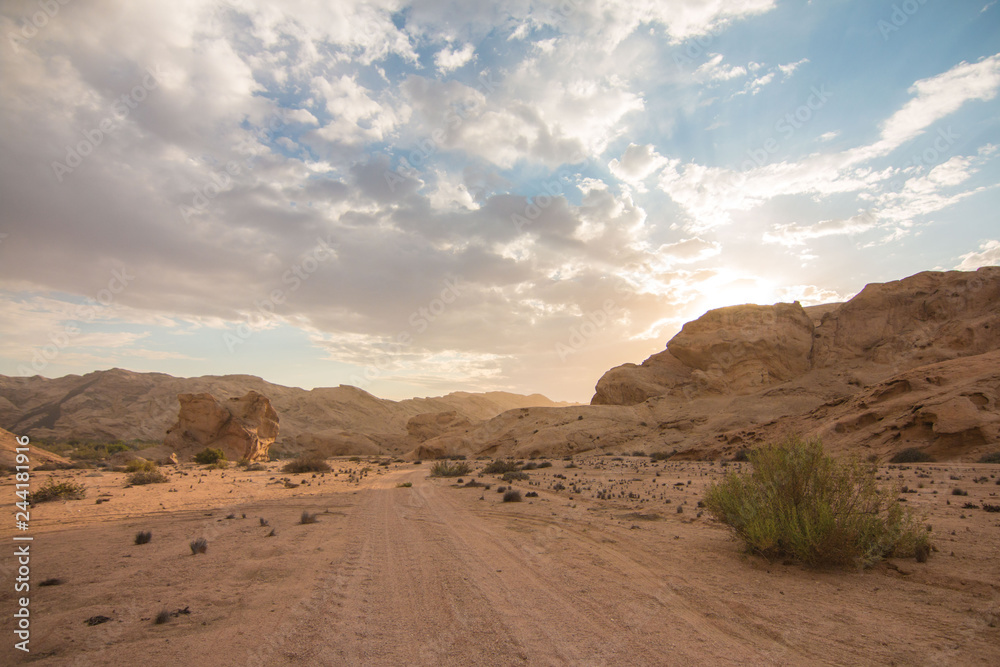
<box><xmin>695</xmin><ymin>54</ymin><xmax>747</xmax><ymax>82</ymax></box>
<box><xmin>955</xmin><ymin>240</ymin><xmax>1000</xmax><ymax>270</ymax></box>
<box><xmin>778</xmin><ymin>58</ymin><xmax>809</xmax><ymax>77</ymax></box>
<box><xmin>434</xmin><ymin>43</ymin><xmax>476</xmax><ymax>73</ymax></box>
<box><xmin>878</xmin><ymin>54</ymin><xmax>1000</xmax><ymax>151</ymax></box>
<box><xmin>608</xmin><ymin>143</ymin><xmax>669</xmax><ymax>186</ymax></box>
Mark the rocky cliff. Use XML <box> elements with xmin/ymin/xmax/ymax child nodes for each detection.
<box><xmin>413</xmin><ymin>268</ymin><xmax>1000</xmax><ymax>462</ymax></box>
<box><xmin>163</xmin><ymin>391</ymin><xmax>279</xmax><ymax>462</ymax></box>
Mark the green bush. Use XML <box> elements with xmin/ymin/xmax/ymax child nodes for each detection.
<box><xmin>483</xmin><ymin>459</ymin><xmax>522</xmax><ymax>475</ymax></box>
<box><xmin>282</xmin><ymin>454</ymin><xmax>331</xmax><ymax>473</ymax></box>
<box><xmin>502</xmin><ymin>471</ymin><xmax>529</xmax><ymax>482</ymax></box>
<box><xmin>430</xmin><ymin>461</ymin><xmax>471</xmax><ymax>477</ymax></box>
<box><xmin>397</xmin><ymin>482</ymin><xmax>413</xmax><ymax>488</ymax></box>
<box><xmin>28</xmin><ymin>479</ymin><xmax>87</xmax><ymax>504</ymax></box>
<box><xmin>125</xmin><ymin>458</ymin><xmax>157</xmax><ymax>473</ymax></box>
<box><xmin>978</xmin><ymin>451</ymin><xmax>1000</xmax><ymax>464</ymax></box>
<box><xmin>193</xmin><ymin>448</ymin><xmax>226</xmax><ymax>465</ymax></box>
<box><xmin>704</xmin><ymin>437</ymin><xmax>930</xmax><ymax>568</ymax></box>
<box><xmin>503</xmin><ymin>489</ymin><xmax>522</xmax><ymax>502</ymax></box>
<box><xmin>889</xmin><ymin>448</ymin><xmax>935</xmax><ymax>464</ymax></box>
<box><xmin>127</xmin><ymin>469</ymin><xmax>168</xmax><ymax>485</ymax></box>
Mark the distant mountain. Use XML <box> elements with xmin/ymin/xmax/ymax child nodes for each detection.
<box><xmin>0</xmin><ymin>369</ymin><xmax>574</xmax><ymax>455</ymax></box>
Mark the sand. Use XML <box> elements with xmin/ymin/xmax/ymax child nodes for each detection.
<box><xmin>2</xmin><ymin>457</ymin><xmax>999</xmax><ymax>665</ymax></box>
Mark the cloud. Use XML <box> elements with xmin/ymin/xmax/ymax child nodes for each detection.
<box><xmin>608</xmin><ymin>143</ymin><xmax>669</xmax><ymax>186</ymax></box>
<box><xmin>435</xmin><ymin>43</ymin><xmax>476</xmax><ymax>73</ymax></box>
<box><xmin>695</xmin><ymin>54</ymin><xmax>747</xmax><ymax>82</ymax></box>
<box><xmin>878</xmin><ymin>54</ymin><xmax>1000</xmax><ymax>152</ymax></box>
<box><xmin>763</xmin><ymin>213</ymin><xmax>880</xmax><ymax>247</ymax></box>
<box><xmin>955</xmin><ymin>240</ymin><xmax>1000</xmax><ymax>270</ymax></box>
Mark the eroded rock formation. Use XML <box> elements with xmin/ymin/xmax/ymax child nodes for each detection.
<box><xmin>163</xmin><ymin>391</ymin><xmax>279</xmax><ymax>462</ymax></box>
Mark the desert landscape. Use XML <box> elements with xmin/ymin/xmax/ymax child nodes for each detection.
<box><xmin>1</xmin><ymin>452</ymin><xmax>999</xmax><ymax>665</ymax></box>
<box><xmin>3</xmin><ymin>1</ymin><xmax>1000</xmax><ymax>664</ymax></box>
<box><xmin>2</xmin><ymin>267</ymin><xmax>1000</xmax><ymax>665</ymax></box>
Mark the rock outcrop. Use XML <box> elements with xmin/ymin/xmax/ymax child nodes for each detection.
<box><xmin>420</xmin><ymin>267</ymin><xmax>1000</xmax><ymax>462</ymax></box>
<box><xmin>163</xmin><ymin>391</ymin><xmax>279</xmax><ymax>462</ymax></box>
<box><xmin>0</xmin><ymin>426</ymin><xmax>69</xmax><ymax>467</ymax></box>
<box><xmin>0</xmin><ymin>370</ymin><xmax>574</xmax><ymax>456</ymax></box>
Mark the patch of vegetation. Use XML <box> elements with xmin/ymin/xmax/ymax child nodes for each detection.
<box><xmin>134</xmin><ymin>531</ymin><xmax>152</xmax><ymax>545</ymax></box>
<box><xmin>127</xmin><ymin>469</ymin><xmax>168</xmax><ymax>485</ymax></box>
<box><xmin>889</xmin><ymin>448</ymin><xmax>935</xmax><ymax>464</ymax></box>
<box><xmin>978</xmin><ymin>451</ymin><xmax>1000</xmax><ymax>464</ymax></box>
<box><xmin>951</xmin><ymin>487</ymin><xmax>968</xmax><ymax>496</ymax></box>
<box><xmin>282</xmin><ymin>454</ymin><xmax>332</xmax><ymax>474</ymax></box>
<box><xmin>39</xmin><ymin>578</ymin><xmax>63</xmax><ymax>586</ymax></box>
<box><xmin>730</xmin><ymin>449</ymin><xmax>750</xmax><ymax>463</ymax></box>
<box><xmin>502</xmin><ymin>471</ymin><xmax>529</xmax><ymax>482</ymax></box>
<box><xmin>396</xmin><ymin>482</ymin><xmax>413</xmax><ymax>488</ymax></box>
<box><xmin>483</xmin><ymin>459</ymin><xmax>522</xmax><ymax>475</ymax></box>
<box><xmin>189</xmin><ymin>537</ymin><xmax>208</xmax><ymax>555</ymax></box>
<box><xmin>28</xmin><ymin>479</ymin><xmax>87</xmax><ymax>504</ymax></box>
<box><xmin>300</xmin><ymin>511</ymin><xmax>318</xmax><ymax>524</ymax></box>
<box><xmin>430</xmin><ymin>461</ymin><xmax>471</xmax><ymax>477</ymax></box>
<box><xmin>71</xmin><ymin>441</ymin><xmax>137</xmax><ymax>461</ymax></box>
<box><xmin>193</xmin><ymin>448</ymin><xmax>226</xmax><ymax>465</ymax></box>
<box><xmin>503</xmin><ymin>490</ymin><xmax>522</xmax><ymax>503</ymax></box>
<box><xmin>125</xmin><ymin>458</ymin><xmax>157</xmax><ymax>473</ymax></box>
<box><xmin>155</xmin><ymin>610</ymin><xmax>171</xmax><ymax>625</ymax></box>
<box><xmin>649</xmin><ymin>451</ymin><xmax>673</xmax><ymax>462</ymax></box>
<box><xmin>704</xmin><ymin>437</ymin><xmax>931</xmax><ymax>568</ymax></box>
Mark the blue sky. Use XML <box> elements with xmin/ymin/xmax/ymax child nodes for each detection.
<box><xmin>1</xmin><ymin>0</ymin><xmax>998</xmax><ymax>402</ymax></box>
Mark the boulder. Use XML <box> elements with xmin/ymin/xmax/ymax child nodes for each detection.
<box><xmin>666</xmin><ymin>302</ymin><xmax>815</xmax><ymax>394</ymax></box>
<box><xmin>163</xmin><ymin>391</ymin><xmax>278</xmax><ymax>462</ymax></box>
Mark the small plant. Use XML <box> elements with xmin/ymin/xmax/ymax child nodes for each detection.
<box><xmin>978</xmin><ymin>452</ymin><xmax>1000</xmax><ymax>464</ymax></box>
<box><xmin>503</xmin><ymin>490</ymin><xmax>522</xmax><ymax>503</ymax></box>
<box><xmin>650</xmin><ymin>451</ymin><xmax>673</xmax><ymax>462</ymax></box>
<box><xmin>483</xmin><ymin>459</ymin><xmax>522</xmax><ymax>475</ymax></box>
<box><xmin>128</xmin><ymin>469</ymin><xmax>168</xmax><ymax>485</ymax></box>
<box><xmin>300</xmin><ymin>511</ymin><xmax>318</xmax><ymax>524</ymax></box>
<box><xmin>39</xmin><ymin>578</ymin><xmax>63</xmax><ymax>586</ymax></box>
<box><xmin>951</xmin><ymin>488</ymin><xmax>968</xmax><ymax>496</ymax></box>
<box><xmin>283</xmin><ymin>454</ymin><xmax>332</xmax><ymax>474</ymax></box>
<box><xmin>134</xmin><ymin>531</ymin><xmax>152</xmax><ymax>545</ymax></box>
<box><xmin>889</xmin><ymin>448</ymin><xmax>935</xmax><ymax>464</ymax></box>
<box><xmin>193</xmin><ymin>448</ymin><xmax>226</xmax><ymax>465</ymax></box>
<box><xmin>502</xmin><ymin>471</ymin><xmax>529</xmax><ymax>482</ymax></box>
<box><xmin>259</xmin><ymin>518</ymin><xmax>269</xmax><ymax>527</ymax></box>
<box><xmin>525</xmin><ymin>491</ymin><xmax>539</xmax><ymax>497</ymax></box>
<box><xmin>704</xmin><ymin>437</ymin><xmax>930</xmax><ymax>568</ymax></box>
<box><xmin>155</xmin><ymin>610</ymin><xmax>171</xmax><ymax>625</ymax></box>
<box><xmin>207</xmin><ymin>459</ymin><xmax>229</xmax><ymax>470</ymax></box>
<box><xmin>397</xmin><ymin>482</ymin><xmax>413</xmax><ymax>488</ymax></box>
<box><xmin>189</xmin><ymin>537</ymin><xmax>208</xmax><ymax>555</ymax></box>
<box><xmin>730</xmin><ymin>449</ymin><xmax>750</xmax><ymax>463</ymax></box>
<box><xmin>125</xmin><ymin>458</ymin><xmax>157</xmax><ymax>473</ymax></box>
<box><xmin>430</xmin><ymin>461</ymin><xmax>471</xmax><ymax>477</ymax></box>
<box><xmin>536</xmin><ymin>461</ymin><xmax>553</xmax><ymax>468</ymax></box>
<box><xmin>28</xmin><ymin>479</ymin><xmax>86</xmax><ymax>504</ymax></box>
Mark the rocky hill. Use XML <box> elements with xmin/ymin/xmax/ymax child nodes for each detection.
<box><xmin>0</xmin><ymin>369</ymin><xmax>573</xmax><ymax>456</ymax></box>
<box><xmin>406</xmin><ymin>268</ymin><xmax>1000</xmax><ymax>462</ymax></box>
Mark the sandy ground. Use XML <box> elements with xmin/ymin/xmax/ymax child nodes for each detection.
<box><xmin>1</xmin><ymin>456</ymin><xmax>999</xmax><ymax>666</ymax></box>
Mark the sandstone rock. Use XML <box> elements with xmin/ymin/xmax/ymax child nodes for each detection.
<box><xmin>667</xmin><ymin>302</ymin><xmax>815</xmax><ymax>394</ymax></box>
<box><xmin>592</xmin><ymin>350</ymin><xmax>692</xmax><ymax>405</ymax></box>
<box><xmin>164</xmin><ymin>391</ymin><xmax>279</xmax><ymax>462</ymax></box>
<box><xmin>406</xmin><ymin>411</ymin><xmax>474</xmax><ymax>441</ymax></box>
<box><xmin>161</xmin><ymin>452</ymin><xmax>179</xmax><ymax>465</ymax></box>
<box><xmin>0</xmin><ymin>427</ymin><xmax>69</xmax><ymax>467</ymax></box>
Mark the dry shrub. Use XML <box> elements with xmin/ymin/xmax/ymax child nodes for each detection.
<box><xmin>704</xmin><ymin>437</ymin><xmax>930</xmax><ymax>567</ymax></box>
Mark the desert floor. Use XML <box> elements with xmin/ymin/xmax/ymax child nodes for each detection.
<box><xmin>2</xmin><ymin>456</ymin><xmax>999</xmax><ymax>666</ymax></box>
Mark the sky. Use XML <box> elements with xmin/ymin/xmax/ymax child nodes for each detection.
<box><xmin>1</xmin><ymin>0</ymin><xmax>999</xmax><ymax>403</ymax></box>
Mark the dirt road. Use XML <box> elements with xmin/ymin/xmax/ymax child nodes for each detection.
<box><xmin>4</xmin><ymin>460</ymin><xmax>998</xmax><ymax>665</ymax></box>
